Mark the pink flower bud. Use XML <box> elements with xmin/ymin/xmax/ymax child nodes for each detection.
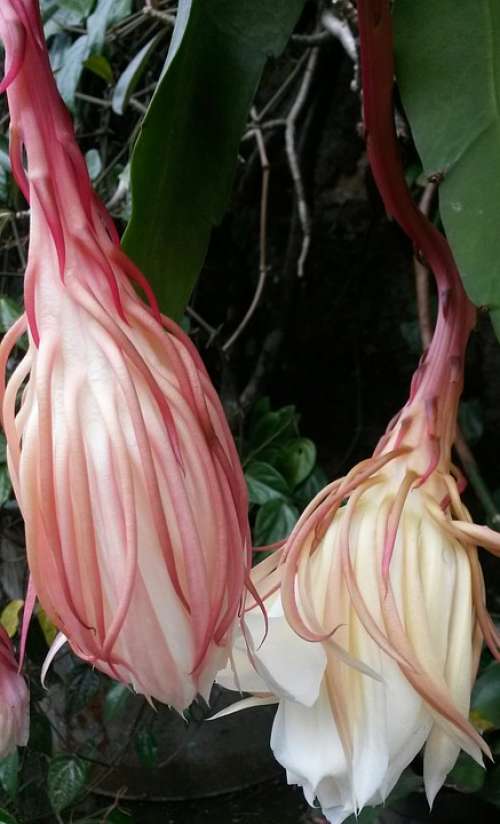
<box><xmin>0</xmin><ymin>627</ymin><xmax>29</xmax><ymax>756</ymax></box>
<box><xmin>0</xmin><ymin>1</ymin><xmax>251</xmax><ymax>709</ymax></box>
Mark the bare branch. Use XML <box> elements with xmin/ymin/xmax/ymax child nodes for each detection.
<box><xmin>285</xmin><ymin>47</ymin><xmax>319</xmax><ymax>279</ymax></box>
<box><xmin>223</xmin><ymin>109</ymin><xmax>270</xmax><ymax>352</ymax></box>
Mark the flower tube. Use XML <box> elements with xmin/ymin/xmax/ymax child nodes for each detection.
<box><xmin>0</xmin><ymin>0</ymin><xmax>251</xmax><ymax>710</ymax></box>
<box><xmin>217</xmin><ymin>1</ymin><xmax>500</xmax><ymax>819</ymax></box>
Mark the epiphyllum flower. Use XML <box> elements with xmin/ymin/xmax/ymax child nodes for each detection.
<box><xmin>0</xmin><ymin>0</ymin><xmax>251</xmax><ymax>709</ymax></box>
<box><xmin>0</xmin><ymin>627</ymin><xmax>29</xmax><ymax>756</ymax></box>
<box><xmin>217</xmin><ymin>2</ymin><xmax>500</xmax><ymax>821</ymax></box>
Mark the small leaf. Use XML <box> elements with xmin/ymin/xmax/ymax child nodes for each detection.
<box><xmin>245</xmin><ymin>461</ymin><xmax>290</xmax><ymax>506</ymax></box>
<box><xmin>294</xmin><ymin>465</ymin><xmax>329</xmax><ymax>511</ymax></box>
<box><xmin>0</xmin><ymin>751</ymin><xmax>19</xmax><ymax>800</ymax></box>
<box><xmin>0</xmin><ymin>468</ymin><xmax>11</xmax><ymax>507</ymax></box>
<box><xmin>112</xmin><ymin>33</ymin><xmax>164</xmax><ymax>115</ymax></box>
<box><xmin>0</xmin><ymin>297</ymin><xmax>22</xmax><ymax>334</ymax></box>
<box><xmin>247</xmin><ymin>406</ymin><xmax>297</xmax><ymax>457</ymax></box>
<box><xmin>66</xmin><ymin>663</ymin><xmax>101</xmax><ymax>714</ymax></box>
<box><xmin>0</xmin><ymin>433</ymin><xmax>7</xmax><ymax>463</ymax></box>
<box><xmin>36</xmin><ymin>607</ymin><xmax>58</xmax><ymax>647</ymax></box>
<box><xmin>106</xmin><ymin>812</ymin><xmax>135</xmax><ymax>824</ymax></box>
<box><xmin>0</xmin><ymin>809</ymin><xmax>19</xmax><ymax>824</ymax></box>
<box><xmin>103</xmin><ymin>682</ymin><xmax>130</xmax><ymax>722</ymax></box>
<box><xmin>134</xmin><ymin>728</ymin><xmax>158</xmax><ymax>768</ymax></box>
<box><xmin>85</xmin><ymin>148</ymin><xmax>103</xmax><ymax>180</ymax></box>
<box><xmin>480</xmin><ymin>764</ymin><xmax>500</xmax><ymax>808</ymax></box>
<box><xmin>471</xmin><ymin>662</ymin><xmax>500</xmax><ymax>730</ymax></box>
<box><xmin>84</xmin><ymin>54</ymin><xmax>113</xmax><ymax>83</ymax></box>
<box><xmin>48</xmin><ymin>755</ymin><xmax>89</xmax><ymax>813</ymax></box>
<box><xmin>0</xmin><ymin>601</ymin><xmax>24</xmax><ymax>639</ymax></box>
<box><xmin>254</xmin><ymin>499</ymin><xmax>299</xmax><ymax>547</ymax></box>
<box><xmin>277</xmin><ymin>438</ymin><xmax>316</xmax><ymax>489</ymax></box>
<box><xmin>446</xmin><ymin>751</ymin><xmax>485</xmax><ymax>793</ymax></box>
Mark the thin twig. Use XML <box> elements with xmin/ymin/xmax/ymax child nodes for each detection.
<box><xmin>414</xmin><ymin>179</ymin><xmax>500</xmax><ymax>529</ymax></box>
<box><xmin>285</xmin><ymin>47</ymin><xmax>319</xmax><ymax>278</ymax></box>
<box><xmin>186</xmin><ymin>306</ymin><xmax>222</xmax><ymax>346</ymax></box>
<box><xmin>223</xmin><ymin>108</ymin><xmax>270</xmax><ymax>352</ymax></box>
<box><xmin>9</xmin><ymin>215</ymin><xmax>26</xmax><ymax>268</ymax></box>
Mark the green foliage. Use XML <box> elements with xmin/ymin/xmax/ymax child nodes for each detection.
<box><xmin>471</xmin><ymin>662</ymin><xmax>500</xmax><ymax>731</ymax></box>
<box><xmin>123</xmin><ymin>0</ymin><xmax>305</xmax><ymax>319</ymax></box>
<box><xmin>134</xmin><ymin>728</ymin><xmax>158</xmax><ymax>769</ymax></box>
<box><xmin>66</xmin><ymin>662</ymin><xmax>102</xmax><ymax>715</ymax></box>
<box><xmin>112</xmin><ymin>33</ymin><xmax>165</xmax><ymax>115</ymax></box>
<box><xmin>0</xmin><ymin>810</ymin><xmax>19</xmax><ymax>824</ymax></box>
<box><xmin>395</xmin><ymin>0</ymin><xmax>500</xmax><ymax>340</ymax></box>
<box><xmin>243</xmin><ymin>400</ymin><xmax>325</xmax><ymax>546</ymax></box>
<box><xmin>0</xmin><ymin>752</ymin><xmax>19</xmax><ymax>801</ymax></box>
<box><xmin>446</xmin><ymin>752</ymin><xmax>485</xmax><ymax>794</ymax></box>
<box><xmin>103</xmin><ymin>681</ymin><xmax>131</xmax><ymax>722</ymax></box>
<box><xmin>48</xmin><ymin>755</ymin><xmax>90</xmax><ymax>813</ymax></box>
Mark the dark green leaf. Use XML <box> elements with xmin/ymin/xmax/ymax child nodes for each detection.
<box><xmin>107</xmin><ymin>0</ymin><xmax>132</xmax><ymax>25</ymax></box>
<box><xmin>458</xmin><ymin>399</ymin><xmax>484</xmax><ymax>445</ymax></box>
<box><xmin>394</xmin><ymin>0</ymin><xmax>500</xmax><ymax>339</ymax></box>
<box><xmin>386</xmin><ymin>768</ymin><xmax>423</xmax><ymax>802</ymax></box>
<box><xmin>123</xmin><ymin>0</ymin><xmax>305</xmax><ymax>318</ymax></box>
<box><xmin>0</xmin><ymin>297</ymin><xmax>22</xmax><ymax>334</ymax></box>
<box><xmin>106</xmin><ymin>811</ymin><xmax>135</xmax><ymax>824</ymax></box>
<box><xmin>0</xmin><ymin>810</ymin><xmax>19</xmax><ymax>824</ymax></box>
<box><xmin>471</xmin><ymin>662</ymin><xmax>500</xmax><ymax>730</ymax></box>
<box><xmin>0</xmin><ymin>469</ymin><xmax>11</xmax><ymax>508</ymax></box>
<box><xmin>246</xmin><ymin>406</ymin><xmax>297</xmax><ymax>458</ymax></box>
<box><xmin>254</xmin><ymin>499</ymin><xmax>299</xmax><ymax>547</ymax></box>
<box><xmin>48</xmin><ymin>755</ymin><xmax>89</xmax><ymax>813</ymax></box>
<box><xmin>0</xmin><ymin>434</ymin><xmax>6</xmax><ymax>464</ymax></box>
<box><xmin>84</xmin><ymin>54</ymin><xmax>113</xmax><ymax>83</ymax></box>
<box><xmin>29</xmin><ymin>712</ymin><xmax>53</xmax><ymax>755</ymax></box>
<box><xmin>103</xmin><ymin>682</ymin><xmax>130</xmax><ymax>722</ymax></box>
<box><xmin>480</xmin><ymin>764</ymin><xmax>500</xmax><ymax>808</ymax></box>
<box><xmin>245</xmin><ymin>461</ymin><xmax>290</xmax><ymax>506</ymax></box>
<box><xmin>134</xmin><ymin>728</ymin><xmax>158</xmax><ymax>769</ymax></box>
<box><xmin>0</xmin><ymin>751</ymin><xmax>18</xmax><ymax>800</ymax></box>
<box><xmin>277</xmin><ymin>437</ymin><xmax>316</xmax><ymax>489</ymax></box>
<box><xmin>446</xmin><ymin>751</ymin><xmax>485</xmax><ymax>793</ymax></box>
<box><xmin>294</xmin><ymin>465</ymin><xmax>329</xmax><ymax>511</ymax></box>
<box><xmin>66</xmin><ymin>663</ymin><xmax>101</xmax><ymax>714</ymax></box>
<box><xmin>112</xmin><ymin>33</ymin><xmax>164</xmax><ymax>115</ymax></box>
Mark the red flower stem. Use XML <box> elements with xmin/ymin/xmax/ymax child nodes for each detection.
<box><xmin>357</xmin><ymin>0</ymin><xmax>475</xmax><ymax>454</ymax></box>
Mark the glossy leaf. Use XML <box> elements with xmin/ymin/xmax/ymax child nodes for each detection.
<box><xmin>0</xmin><ymin>600</ymin><xmax>23</xmax><ymax>638</ymax></box>
<box><xmin>0</xmin><ymin>751</ymin><xmax>18</xmax><ymax>800</ymax></box>
<box><xmin>66</xmin><ymin>663</ymin><xmax>101</xmax><ymax>715</ymax></box>
<box><xmin>48</xmin><ymin>755</ymin><xmax>89</xmax><ymax>813</ymax></box>
<box><xmin>85</xmin><ymin>148</ymin><xmax>103</xmax><ymax>181</ymax></box>
<box><xmin>123</xmin><ymin>0</ymin><xmax>305</xmax><ymax>319</ymax></box>
<box><xmin>36</xmin><ymin>607</ymin><xmax>58</xmax><ymax>647</ymax></box>
<box><xmin>0</xmin><ymin>468</ymin><xmax>11</xmax><ymax>507</ymax></box>
<box><xmin>470</xmin><ymin>662</ymin><xmax>500</xmax><ymax>730</ymax></box>
<box><xmin>0</xmin><ymin>810</ymin><xmax>19</xmax><ymax>824</ymax></box>
<box><xmin>246</xmin><ymin>405</ymin><xmax>297</xmax><ymax>461</ymax></box>
<box><xmin>446</xmin><ymin>752</ymin><xmax>485</xmax><ymax>793</ymax></box>
<box><xmin>112</xmin><ymin>33</ymin><xmax>164</xmax><ymax>115</ymax></box>
<box><xmin>294</xmin><ymin>465</ymin><xmax>329</xmax><ymax>510</ymax></box>
<box><xmin>394</xmin><ymin>0</ymin><xmax>500</xmax><ymax>339</ymax></box>
<box><xmin>134</xmin><ymin>728</ymin><xmax>158</xmax><ymax>769</ymax></box>
<box><xmin>254</xmin><ymin>499</ymin><xmax>299</xmax><ymax>547</ymax></box>
<box><xmin>103</xmin><ymin>682</ymin><xmax>130</xmax><ymax>721</ymax></box>
<box><xmin>56</xmin><ymin>0</ymin><xmax>95</xmax><ymax>14</ymax></box>
<box><xmin>277</xmin><ymin>437</ymin><xmax>316</xmax><ymax>489</ymax></box>
<box><xmin>245</xmin><ymin>461</ymin><xmax>290</xmax><ymax>506</ymax></box>
<box><xmin>84</xmin><ymin>53</ymin><xmax>113</xmax><ymax>83</ymax></box>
